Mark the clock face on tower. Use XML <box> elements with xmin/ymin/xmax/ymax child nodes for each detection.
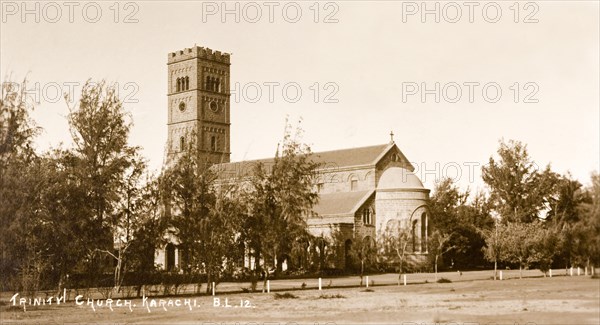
<box><xmin>178</xmin><ymin>102</ymin><xmax>186</xmax><ymax>112</ymax></box>
<box><xmin>209</xmin><ymin>101</ymin><xmax>219</xmax><ymax>113</ymax></box>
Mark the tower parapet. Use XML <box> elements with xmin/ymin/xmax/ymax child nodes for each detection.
<box><xmin>168</xmin><ymin>46</ymin><xmax>231</xmax><ymax>65</ymax></box>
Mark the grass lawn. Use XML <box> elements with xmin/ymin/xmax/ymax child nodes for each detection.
<box><xmin>1</xmin><ymin>275</ymin><xmax>598</xmax><ymax>324</ymax></box>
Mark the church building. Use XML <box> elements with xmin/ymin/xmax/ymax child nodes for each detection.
<box><xmin>156</xmin><ymin>45</ymin><xmax>430</xmax><ymax>271</ymax></box>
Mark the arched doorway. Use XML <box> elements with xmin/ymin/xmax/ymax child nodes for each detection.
<box><xmin>165</xmin><ymin>243</ymin><xmax>176</xmax><ymax>271</ymax></box>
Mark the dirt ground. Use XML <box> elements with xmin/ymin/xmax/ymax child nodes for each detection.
<box><xmin>1</xmin><ymin>275</ymin><xmax>598</xmax><ymax>324</ymax></box>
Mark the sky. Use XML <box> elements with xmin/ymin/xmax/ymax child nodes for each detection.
<box><xmin>1</xmin><ymin>0</ymin><xmax>599</xmax><ymax>192</ymax></box>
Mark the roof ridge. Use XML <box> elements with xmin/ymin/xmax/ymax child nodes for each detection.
<box><xmin>216</xmin><ymin>143</ymin><xmax>391</xmax><ymax>167</ymax></box>
<box><xmin>311</xmin><ymin>143</ymin><xmax>390</xmax><ymax>156</ymax></box>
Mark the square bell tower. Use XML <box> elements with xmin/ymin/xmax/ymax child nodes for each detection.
<box><xmin>166</xmin><ymin>46</ymin><xmax>231</xmax><ymax>164</ymax></box>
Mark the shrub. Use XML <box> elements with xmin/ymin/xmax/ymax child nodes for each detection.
<box><xmin>318</xmin><ymin>294</ymin><xmax>345</xmax><ymax>299</ymax></box>
<box><xmin>437</xmin><ymin>278</ymin><xmax>452</xmax><ymax>283</ymax></box>
<box><xmin>274</xmin><ymin>292</ymin><xmax>298</xmax><ymax>299</ymax></box>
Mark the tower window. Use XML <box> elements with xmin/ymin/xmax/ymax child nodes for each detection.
<box><xmin>210</xmin><ymin>136</ymin><xmax>217</xmax><ymax>151</ymax></box>
<box><xmin>185</xmin><ymin>76</ymin><xmax>189</xmax><ymax>90</ymax></box>
<box><xmin>179</xmin><ymin>136</ymin><xmax>185</xmax><ymax>151</ymax></box>
<box><xmin>206</xmin><ymin>76</ymin><xmax>211</xmax><ymax>90</ymax></box>
<box><xmin>176</xmin><ymin>78</ymin><xmax>181</xmax><ymax>92</ymax></box>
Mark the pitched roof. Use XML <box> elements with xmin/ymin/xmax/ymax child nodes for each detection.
<box><xmin>312</xmin><ymin>190</ymin><xmax>374</xmax><ymax>217</ymax></box>
<box><xmin>310</xmin><ymin>144</ymin><xmax>392</xmax><ymax>168</ymax></box>
<box><xmin>214</xmin><ymin>143</ymin><xmax>394</xmax><ymax>178</ymax></box>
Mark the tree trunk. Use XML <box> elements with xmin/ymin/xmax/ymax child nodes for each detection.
<box><xmin>206</xmin><ymin>272</ymin><xmax>212</xmax><ymax>295</ymax></box>
<box><xmin>360</xmin><ymin>260</ymin><xmax>364</xmax><ymax>286</ymax></box>
<box><xmin>56</xmin><ymin>271</ymin><xmax>65</xmax><ymax>298</ymax></box>
<box><xmin>494</xmin><ymin>260</ymin><xmax>497</xmax><ymax>280</ymax></box>
<box><xmin>262</xmin><ymin>259</ymin><xmax>268</xmax><ymax>293</ymax></box>
<box><xmin>114</xmin><ymin>256</ymin><xmax>122</xmax><ymax>295</ymax></box>
<box><xmin>519</xmin><ymin>264</ymin><xmax>523</xmax><ymax>279</ymax></box>
<box><xmin>435</xmin><ymin>255</ymin><xmax>438</xmax><ymax>281</ymax></box>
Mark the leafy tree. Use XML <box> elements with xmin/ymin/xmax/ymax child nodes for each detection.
<box><xmin>241</xmin><ymin>120</ymin><xmax>320</xmax><ymax>288</ymax></box>
<box><xmin>481</xmin><ymin>221</ymin><xmax>508</xmax><ymax>280</ymax></box>
<box><xmin>575</xmin><ymin>172</ymin><xmax>600</xmax><ymax>268</ymax></box>
<box><xmin>0</xmin><ymin>79</ymin><xmax>44</xmax><ymax>293</ymax></box>
<box><xmin>126</xmin><ymin>174</ymin><xmax>167</xmax><ymax>275</ymax></box>
<box><xmin>2</xmin><ymin>156</ymin><xmax>48</xmax><ymax>294</ymax></box>
<box><xmin>546</xmin><ymin>174</ymin><xmax>586</xmax><ymax>224</ymax></box>
<box><xmin>549</xmin><ymin>172</ymin><xmax>598</xmax><ymax>270</ymax></box>
<box><xmin>67</xmin><ymin>80</ymin><xmax>138</xmax><ymax>283</ymax></box>
<box><xmin>161</xmin><ymin>131</ymin><xmax>245</xmax><ymax>293</ymax></box>
<box><xmin>99</xmin><ymin>153</ymin><xmax>153</xmax><ymax>294</ymax></box>
<box><xmin>0</xmin><ymin>79</ymin><xmax>39</xmax><ymax>166</ymax></box>
<box><xmin>38</xmin><ymin>149</ymin><xmax>94</xmax><ymax>293</ymax></box>
<box><xmin>428</xmin><ymin>230</ymin><xmax>454</xmax><ymax>280</ymax></box>
<box><xmin>482</xmin><ymin>139</ymin><xmax>558</xmax><ymax>223</ymax></box>
<box><xmin>201</xmin><ymin>183</ymin><xmax>244</xmax><ymax>293</ymax></box>
<box><xmin>501</xmin><ymin>221</ymin><xmax>545</xmax><ymax>278</ymax></box>
<box><xmin>161</xmin><ymin>135</ymin><xmax>217</xmax><ymax>269</ymax></box>
<box><xmin>533</xmin><ymin>226</ymin><xmax>562</xmax><ymax>276</ymax></box>
<box><xmin>429</xmin><ymin>178</ymin><xmax>493</xmax><ymax>269</ymax></box>
<box><xmin>377</xmin><ymin>220</ymin><xmax>412</xmax><ymax>284</ymax></box>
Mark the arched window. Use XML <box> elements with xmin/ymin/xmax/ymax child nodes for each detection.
<box><xmin>206</xmin><ymin>76</ymin><xmax>211</xmax><ymax>90</ymax></box>
<box><xmin>362</xmin><ymin>208</ymin><xmax>372</xmax><ymax>225</ymax></box>
<box><xmin>185</xmin><ymin>76</ymin><xmax>190</xmax><ymax>90</ymax></box>
<box><xmin>176</xmin><ymin>78</ymin><xmax>181</xmax><ymax>92</ymax></box>
<box><xmin>216</xmin><ymin>78</ymin><xmax>221</xmax><ymax>92</ymax></box>
<box><xmin>411</xmin><ymin>219</ymin><xmax>418</xmax><ymax>252</ymax></box>
<box><xmin>179</xmin><ymin>136</ymin><xmax>185</xmax><ymax>151</ymax></box>
<box><xmin>351</xmin><ymin>179</ymin><xmax>358</xmax><ymax>191</ymax></box>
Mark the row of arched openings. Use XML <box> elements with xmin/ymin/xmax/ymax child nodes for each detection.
<box><xmin>176</xmin><ymin>77</ymin><xmax>190</xmax><ymax>92</ymax></box>
<box><xmin>206</xmin><ymin>76</ymin><xmax>221</xmax><ymax>92</ymax></box>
